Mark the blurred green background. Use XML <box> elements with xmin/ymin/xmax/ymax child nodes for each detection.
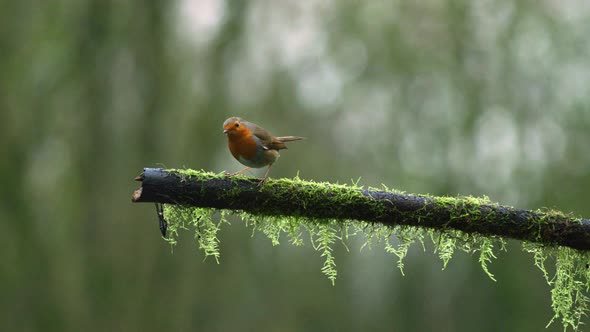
<box><xmin>2</xmin><ymin>1</ymin><xmax>590</xmax><ymax>331</ymax></box>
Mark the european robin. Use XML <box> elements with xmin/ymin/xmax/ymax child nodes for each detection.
<box><xmin>223</xmin><ymin>117</ymin><xmax>304</xmax><ymax>185</ymax></box>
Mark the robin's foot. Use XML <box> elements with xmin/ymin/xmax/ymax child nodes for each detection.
<box><xmin>257</xmin><ymin>164</ymin><xmax>273</xmax><ymax>187</ymax></box>
<box><xmin>225</xmin><ymin>167</ymin><xmax>251</xmax><ymax>177</ymax></box>
<box><xmin>257</xmin><ymin>177</ymin><xmax>269</xmax><ymax>187</ymax></box>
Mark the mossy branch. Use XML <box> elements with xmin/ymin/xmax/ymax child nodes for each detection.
<box><xmin>132</xmin><ymin>168</ymin><xmax>590</xmax><ymax>251</ymax></box>
<box><xmin>132</xmin><ymin>168</ymin><xmax>590</xmax><ymax>330</ymax></box>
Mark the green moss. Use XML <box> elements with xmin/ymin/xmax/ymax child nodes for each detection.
<box><xmin>383</xmin><ymin>226</ymin><xmax>424</xmax><ymax>276</ymax></box>
<box><xmin>313</xmin><ymin>222</ymin><xmax>339</xmax><ymax>285</ymax></box>
<box><xmin>168</xmin><ymin>168</ymin><xmax>225</xmax><ymax>180</ymax></box>
<box><xmin>521</xmin><ymin>244</ymin><xmax>590</xmax><ymax>331</ymax></box>
<box><xmin>478</xmin><ymin>237</ymin><xmax>499</xmax><ymax>282</ymax></box>
<box><xmin>433</xmin><ymin>230</ymin><xmax>457</xmax><ymax>269</ymax></box>
<box><xmin>159</xmin><ymin>168</ymin><xmax>590</xmax><ymax>331</ymax></box>
<box><xmin>164</xmin><ymin>204</ymin><xmax>228</xmax><ymax>263</ymax></box>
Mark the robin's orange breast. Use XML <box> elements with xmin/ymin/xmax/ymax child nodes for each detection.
<box><xmin>227</xmin><ymin>134</ymin><xmax>258</xmax><ymax>161</ymax></box>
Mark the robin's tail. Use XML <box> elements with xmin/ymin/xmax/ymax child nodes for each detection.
<box><xmin>270</xmin><ymin>136</ymin><xmax>304</xmax><ymax>150</ymax></box>
<box><xmin>275</xmin><ymin>136</ymin><xmax>305</xmax><ymax>142</ymax></box>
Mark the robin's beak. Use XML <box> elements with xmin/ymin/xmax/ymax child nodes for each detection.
<box><xmin>223</xmin><ymin>129</ymin><xmax>229</xmax><ymax>134</ymax></box>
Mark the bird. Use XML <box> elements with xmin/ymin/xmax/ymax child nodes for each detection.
<box><xmin>223</xmin><ymin>117</ymin><xmax>304</xmax><ymax>185</ymax></box>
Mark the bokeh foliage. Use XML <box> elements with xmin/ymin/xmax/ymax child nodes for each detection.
<box><xmin>2</xmin><ymin>0</ymin><xmax>590</xmax><ymax>331</ymax></box>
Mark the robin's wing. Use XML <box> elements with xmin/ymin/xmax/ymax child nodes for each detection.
<box><xmin>248</xmin><ymin>122</ymin><xmax>288</xmax><ymax>150</ymax></box>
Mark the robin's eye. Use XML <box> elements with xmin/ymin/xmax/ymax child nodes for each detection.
<box><xmin>235</xmin><ymin>123</ymin><xmax>240</xmax><ymax>127</ymax></box>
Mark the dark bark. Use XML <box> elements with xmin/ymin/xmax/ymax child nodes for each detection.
<box><xmin>132</xmin><ymin>168</ymin><xmax>590</xmax><ymax>251</ymax></box>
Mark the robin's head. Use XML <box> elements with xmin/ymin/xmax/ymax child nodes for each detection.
<box><xmin>223</xmin><ymin>117</ymin><xmax>249</xmax><ymax>137</ymax></box>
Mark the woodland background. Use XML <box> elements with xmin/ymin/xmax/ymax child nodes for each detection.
<box><xmin>2</xmin><ymin>1</ymin><xmax>590</xmax><ymax>331</ymax></box>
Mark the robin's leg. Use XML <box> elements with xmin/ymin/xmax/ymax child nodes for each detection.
<box><xmin>258</xmin><ymin>164</ymin><xmax>273</xmax><ymax>186</ymax></box>
<box><xmin>227</xmin><ymin>167</ymin><xmax>251</xmax><ymax>176</ymax></box>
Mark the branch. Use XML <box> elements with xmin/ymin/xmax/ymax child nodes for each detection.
<box><xmin>132</xmin><ymin>168</ymin><xmax>590</xmax><ymax>251</ymax></box>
